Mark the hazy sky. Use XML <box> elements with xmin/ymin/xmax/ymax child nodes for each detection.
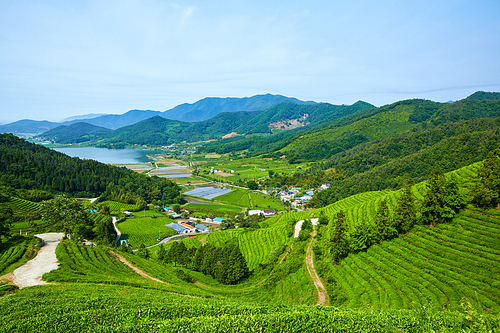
<box><xmin>1</xmin><ymin>0</ymin><xmax>499</xmax><ymax>123</ymax></box>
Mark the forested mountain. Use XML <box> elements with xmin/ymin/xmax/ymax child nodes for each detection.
<box><xmin>99</xmin><ymin>116</ymin><xmax>185</xmax><ymax>146</ymax></box>
<box><xmin>65</xmin><ymin>110</ymin><xmax>162</xmax><ymax>130</ymax></box>
<box><xmin>202</xmin><ymin>99</ymin><xmax>433</xmax><ymax>157</ymax></box>
<box><xmin>39</xmin><ymin>122</ymin><xmax>111</xmax><ymax>144</ymax></box>
<box><xmin>203</xmin><ymin>94</ymin><xmax>500</xmax><ymax>162</ymax></box>
<box><xmin>0</xmin><ymin>119</ymin><xmax>61</xmax><ymax>135</ymax></box>
<box><xmin>161</xmin><ymin>93</ymin><xmax>317</xmax><ymax>122</ymax></box>
<box><xmin>307</xmin><ymin>117</ymin><xmax>500</xmax><ymax>207</ymax></box>
<box><xmin>0</xmin><ymin>133</ymin><xmax>182</xmax><ymax>204</ymax></box>
<box><xmin>93</xmin><ymin>101</ymin><xmax>374</xmax><ymax>146</ymax></box>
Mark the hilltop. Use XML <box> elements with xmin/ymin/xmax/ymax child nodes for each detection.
<box><xmin>39</xmin><ymin>122</ymin><xmax>111</xmax><ymax>144</ymax></box>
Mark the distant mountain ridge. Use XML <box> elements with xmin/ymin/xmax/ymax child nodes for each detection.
<box><xmin>61</xmin><ymin>113</ymin><xmax>109</xmax><ymax>122</ymax></box>
<box><xmin>0</xmin><ymin>119</ymin><xmax>61</xmax><ymax>135</ymax></box>
<box><xmin>162</xmin><ymin>94</ymin><xmax>317</xmax><ymax>122</ymax></box>
<box><xmin>91</xmin><ymin>101</ymin><xmax>373</xmax><ymax>147</ymax></box>
<box><xmin>0</xmin><ymin>94</ymin><xmax>316</xmax><ymax>134</ymax></box>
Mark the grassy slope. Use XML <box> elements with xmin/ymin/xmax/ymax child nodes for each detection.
<box><xmin>281</xmin><ymin>104</ymin><xmax>414</xmax><ymax>154</ymax></box>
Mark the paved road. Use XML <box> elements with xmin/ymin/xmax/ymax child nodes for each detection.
<box><xmin>12</xmin><ymin>233</ymin><xmax>64</xmax><ymax>289</ymax></box>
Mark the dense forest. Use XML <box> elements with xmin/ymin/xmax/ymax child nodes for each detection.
<box><xmin>0</xmin><ymin>134</ymin><xmax>182</xmax><ymax>205</ymax></box>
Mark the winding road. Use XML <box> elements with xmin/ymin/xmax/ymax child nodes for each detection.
<box><xmin>11</xmin><ymin>233</ymin><xmax>64</xmax><ymax>289</ymax></box>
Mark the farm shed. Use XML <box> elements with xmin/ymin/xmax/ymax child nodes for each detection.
<box><xmin>166</xmin><ymin>223</ymin><xmax>190</xmax><ymax>233</ymax></box>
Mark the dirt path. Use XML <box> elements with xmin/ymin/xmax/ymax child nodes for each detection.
<box><xmin>109</xmin><ymin>251</ymin><xmax>164</xmax><ymax>283</ymax></box>
<box><xmin>11</xmin><ymin>233</ymin><xmax>64</xmax><ymax>289</ymax></box>
<box><xmin>305</xmin><ymin>227</ymin><xmax>329</xmax><ymax>305</ymax></box>
<box><xmin>111</xmin><ymin>216</ymin><xmax>121</xmax><ymax>246</ymax></box>
<box><xmin>279</xmin><ymin>244</ymin><xmax>293</xmax><ymax>264</ymax></box>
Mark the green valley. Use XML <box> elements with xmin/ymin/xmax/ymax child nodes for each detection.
<box><xmin>1</xmin><ymin>92</ymin><xmax>500</xmax><ymax>332</ymax></box>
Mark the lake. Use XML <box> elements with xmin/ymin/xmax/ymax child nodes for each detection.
<box><xmin>53</xmin><ymin>147</ymin><xmax>159</xmax><ymax>164</ymax></box>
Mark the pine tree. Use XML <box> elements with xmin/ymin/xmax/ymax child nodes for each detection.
<box><xmin>138</xmin><ymin>243</ymin><xmax>150</xmax><ymax>259</ymax></box>
<box><xmin>157</xmin><ymin>244</ymin><xmax>166</xmax><ymax>261</ymax></box>
<box><xmin>374</xmin><ymin>199</ymin><xmax>397</xmax><ymax>242</ymax></box>
<box><xmin>393</xmin><ymin>178</ymin><xmax>417</xmax><ymax>233</ymax></box>
<box><xmin>200</xmin><ymin>244</ymin><xmax>216</xmax><ymax>276</ymax></box>
<box><xmin>214</xmin><ymin>245</ymin><xmax>231</xmax><ymax>284</ymax></box>
<box><xmin>331</xmin><ymin>210</ymin><xmax>349</xmax><ymax>263</ymax></box>
<box><xmin>0</xmin><ymin>206</ymin><xmax>13</xmax><ymax>240</ymax></box>
<box><xmin>421</xmin><ymin>168</ymin><xmax>465</xmax><ymax>226</ymax></box>
<box><xmin>472</xmin><ymin>145</ymin><xmax>500</xmax><ymax>208</ymax></box>
<box><xmin>168</xmin><ymin>242</ymin><xmax>180</xmax><ymax>266</ymax></box>
<box><xmin>227</xmin><ymin>244</ymin><xmax>249</xmax><ymax>284</ymax></box>
<box><xmin>318</xmin><ymin>211</ymin><xmax>328</xmax><ymax>225</ymax></box>
<box><xmin>193</xmin><ymin>246</ymin><xmax>205</xmax><ymax>271</ymax></box>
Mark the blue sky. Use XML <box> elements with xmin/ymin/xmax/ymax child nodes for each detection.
<box><xmin>1</xmin><ymin>0</ymin><xmax>499</xmax><ymax>123</ymax></box>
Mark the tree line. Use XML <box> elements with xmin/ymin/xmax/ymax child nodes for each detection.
<box><xmin>154</xmin><ymin>240</ymin><xmax>249</xmax><ymax>285</ymax></box>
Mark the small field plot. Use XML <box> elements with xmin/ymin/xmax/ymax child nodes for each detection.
<box><xmin>248</xmin><ymin>191</ymin><xmax>286</xmax><ymax>210</ymax></box>
<box><xmin>100</xmin><ymin>201</ymin><xmax>138</xmax><ymax>214</ymax></box>
<box><xmin>184</xmin><ymin>186</ymin><xmax>233</xmax><ymax>199</ymax></box>
<box><xmin>148</xmin><ymin>165</ymin><xmax>190</xmax><ymax>179</ymax></box>
<box><xmin>215</xmin><ymin>189</ymin><xmax>250</xmax><ymax>207</ymax></box>
<box><xmin>116</xmin><ymin>215</ymin><xmax>177</xmax><ymax>249</ymax></box>
<box><xmin>117</xmin><ymin>163</ymin><xmax>153</xmax><ymax>173</ymax></box>
<box><xmin>215</xmin><ymin>188</ymin><xmax>285</xmax><ymax>210</ymax></box>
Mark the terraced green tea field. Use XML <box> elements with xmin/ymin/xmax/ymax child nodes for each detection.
<box><xmin>326</xmin><ymin>209</ymin><xmax>500</xmax><ymax>312</ymax></box>
<box><xmin>3</xmin><ymin>283</ymin><xmax>498</xmax><ymax>332</ymax></box>
<box><xmin>2</xmin><ymin>197</ymin><xmax>40</xmax><ymax>212</ymax></box>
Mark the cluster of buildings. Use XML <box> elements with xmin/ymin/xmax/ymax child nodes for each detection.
<box><xmin>248</xmin><ymin>209</ymin><xmax>276</xmax><ymax>216</ymax></box>
<box><xmin>276</xmin><ymin>184</ymin><xmax>329</xmax><ymax>208</ymax></box>
<box><xmin>160</xmin><ymin>144</ymin><xmax>196</xmax><ymax>155</ymax></box>
<box><xmin>163</xmin><ymin>206</ymin><xmax>188</xmax><ymax>219</ymax></box>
